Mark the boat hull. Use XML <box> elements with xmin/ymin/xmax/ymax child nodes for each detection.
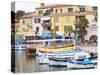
<box><xmin>36</xmin><ymin>56</ymin><xmax>49</xmax><ymax>64</ymax></box>
<box><xmin>49</xmin><ymin>58</ymin><xmax>67</xmax><ymax>67</ymax></box>
<box><xmin>67</xmin><ymin>61</ymin><xmax>96</xmax><ymax>69</ymax></box>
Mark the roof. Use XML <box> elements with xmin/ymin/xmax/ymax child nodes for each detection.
<box><xmin>36</xmin><ymin>4</ymin><xmax>68</xmax><ymax>9</ymax></box>
<box><xmin>36</xmin><ymin>3</ymin><xmax>97</xmax><ymax>10</ymax></box>
<box><xmin>52</xmin><ymin>11</ymin><xmax>97</xmax><ymax>16</ymax></box>
<box><xmin>20</xmin><ymin>12</ymin><xmax>36</xmax><ymax>19</ymax></box>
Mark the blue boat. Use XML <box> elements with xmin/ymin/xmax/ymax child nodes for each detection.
<box><xmin>67</xmin><ymin>59</ymin><xmax>97</xmax><ymax>69</ymax></box>
<box><xmin>12</xmin><ymin>41</ymin><xmax>26</xmax><ymax>51</ymax></box>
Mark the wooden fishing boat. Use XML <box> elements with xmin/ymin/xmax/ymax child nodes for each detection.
<box><xmin>49</xmin><ymin>57</ymin><xmax>68</xmax><ymax>67</ymax></box>
<box><xmin>67</xmin><ymin>59</ymin><xmax>97</xmax><ymax>69</ymax></box>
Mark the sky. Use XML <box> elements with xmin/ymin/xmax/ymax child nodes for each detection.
<box><xmin>12</xmin><ymin>1</ymin><xmax>98</xmax><ymax>13</ymax></box>
<box><xmin>14</xmin><ymin>1</ymin><xmax>51</xmax><ymax>13</ymax></box>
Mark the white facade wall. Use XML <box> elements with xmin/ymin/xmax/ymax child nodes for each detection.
<box><xmin>32</xmin><ymin>16</ymin><xmax>51</xmax><ymax>34</ymax></box>
<box><xmin>84</xmin><ymin>15</ymin><xmax>97</xmax><ymax>40</ymax></box>
<box><xmin>32</xmin><ymin>17</ymin><xmax>43</xmax><ymax>34</ymax></box>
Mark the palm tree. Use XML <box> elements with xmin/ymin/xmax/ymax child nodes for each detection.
<box><xmin>76</xmin><ymin>16</ymin><xmax>89</xmax><ymax>43</ymax></box>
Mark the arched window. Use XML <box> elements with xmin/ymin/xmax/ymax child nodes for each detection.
<box><xmin>89</xmin><ymin>35</ymin><xmax>97</xmax><ymax>43</ymax></box>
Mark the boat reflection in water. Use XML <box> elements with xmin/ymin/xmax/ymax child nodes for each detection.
<box><xmin>15</xmin><ymin>50</ymin><xmax>69</xmax><ymax>73</ymax></box>
<box><xmin>14</xmin><ymin>46</ymin><xmax>97</xmax><ymax>73</ymax></box>
<box><xmin>14</xmin><ymin>35</ymin><xmax>97</xmax><ymax>73</ymax></box>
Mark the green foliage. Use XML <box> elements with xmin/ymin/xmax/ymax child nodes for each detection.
<box><xmin>76</xmin><ymin>17</ymin><xmax>89</xmax><ymax>29</ymax></box>
<box><xmin>94</xmin><ymin>12</ymin><xmax>97</xmax><ymax>21</ymax></box>
<box><xmin>66</xmin><ymin>26</ymin><xmax>73</xmax><ymax>33</ymax></box>
<box><xmin>27</xmin><ymin>24</ymin><xmax>32</xmax><ymax>29</ymax></box>
<box><xmin>65</xmin><ymin>26</ymin><xmax>73</xmax><ymax>39</ymax></box>
<box><xmin>16</xmin><ymin>10</ymin><xmax>25</xmax><ymax>22</ymax></box>
<box><xmin>34</xmin><ymin>34</ymin><xmax>39</xmax><ymax>40</ymax></box>
<box><xmin>75</xmin><ymin>16</ymin><xmax>89</xmax><ymax>43</ymax></box>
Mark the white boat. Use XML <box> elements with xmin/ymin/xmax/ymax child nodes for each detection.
<box><xmin>67</xmin><ymin>59</ymin><xmax>97</xmax><ymax>69</ymax></box>
<box><xmin>36</xmin><ymin>56</ymin><xmax>49</xmax><ymax>64</ymax></box>
<box><xmin>46</xmin><ymin>49</ymin><xmax>74</xmax><ymax>58</ymax></box>
<box><xmin>12</xmin><ymin>44</ymin><xmax>26</xmax><ymax>50</ymax></box>
<box><xmin>36</xmin><ymin>51</ymin><xmax>49</xmax><ymax>64</ymax></box>
<box><xmin>49</xmin><ymin>57</ymin><xmax>67</xmax><ymax>67</ymax></box>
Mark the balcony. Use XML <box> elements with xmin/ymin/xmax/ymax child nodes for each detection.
<box><xmin>42</xmin><ymin>22</ymin><xmax>51</xmax><ymax>27</ymax></box>
<box><xmin>43</xmin><ymin>10</ymin><xmax>52</xmax><ymax>16</ymax></box>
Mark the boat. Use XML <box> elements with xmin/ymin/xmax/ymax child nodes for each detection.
<box><xmin>36</xmin><ymin>56</ymin><xmax>49</xmax><ymax>64</ymax></box>
<box><xmin>36</xmin><ymin>50</ymin><xmax>49</xmax><ymax>64</ymax></box>
<box><xmin>67</xmin><ymin>59</ymin><xmax>97</xmax><ymax>69</ymax></box>
<box><xmin>25</xmin><ymin>39</ymin><xmax>74</xmax><ymax>51</ymax></box>
<box><xmin>49</xmin><ymin>57</ymin><xmax>68</xmax><ymax>67</ymax></box>
<box><xmin>12</xmin><ymin>42</ymin><xmax>26</xmax><ymax>50</ymax></box>
<box><xmin>15</xmin><ymin>44</ymin><xmax>26</xmax><ymax>50</ymax></box>
<box><xmin>46</xmin><ymin>49</ymin><xmax>74</xmax><ymax>58</ymax></box>
<box><xmin>66</xmin><ymin>47</ymin><xmax>97</xmax><ymax>69</ymax></box>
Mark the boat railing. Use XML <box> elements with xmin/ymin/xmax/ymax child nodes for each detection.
<box><xmin>25</xmin><ymin>39</ymin><xmax>75</xmax><ymax>48</ymax></box>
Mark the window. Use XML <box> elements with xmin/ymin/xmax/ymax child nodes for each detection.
<box><xmin>55</xmin><ymin>26</ymin><xmax>59</xmax><ymax>31</ymax></box>
<box><xmin>34</xmin><ymin>18</ymin><xmax>41</xmax><ymax>23</ymax></box>
<box><xmin>55</xmin><ymin>9</ymin><xmax>62</xmax><ymax>13</ymax></box>
<box><xmin>80</xmin><ymin>7</ymin><xmax>85</xmax><ymax>12</ymax></box>
<box><xmin>60</xmin><ymin>9</ymin><xmax>62</xmax><ymax>13</ymax></box>
<box><xmin>34</xmin><ymin>19</ymin><xmax>36</xmax><ymax>23</ymax></box>
<box><xmin>36</xmin><ymin>27</ymin><xmax>39</xmax><ymax>32</ymax></box>
<box><xmin>68</xmin><ymin>8</ymin><xmax>73</xmax><ymax>12</ymax></box>
<box><xmin>43</xmin><ymin>10</ymin><xmax>51</xmax><ymax>16</ymax></box>
<box><xmin>47</xmin><ymin>27</ymin><xmax>51</xmax><ymax>31</ymax></box>
<box><xmin>93</xmin><ymin>7</ymin><xmax>97</xmax><ymax>11</ymax></box>
<box><xmin>38</xmin><ymin>11</ymin><xmax>43</xmax><ymax>14</ymax></box>
<box><xmin>55</xmin><ymin>16</ymin><xmax>59</xmax><ymax>23</ymax></box>
<box><xmin>64</xmin><ymin>26</ymin><xmax>67</xmax><ymax>32</ymax></box>
<box><xmin>92</xmin><ymin>24</ymin><xmax>97</xmax><ymax>30</ymax></box>
<box><xmin>44</xmin><ymin>20</ymin><xmax>50</xmax><ymax>23</ymax></box>
<box><xmin>55</xmin><ymin>9</ymin><xmax>58</xmax><ymax>13</ymax></box>
<box><xmin>38</xmin><ymin>18</ymin><xmax>40</xmax><ymax>23</ymax></box>
<box><xmin>66</xmin><ymin>16</ymin><xmax>70</xmax><ymax>22</ymax></box>
<box><xmin>75</xmin><ymin>16</ymin><xmax>80</xmax><ymax>23</ymax></box>
<box><xmin>23</xmin><ymin>20</ymin><xmax>25</xmax><ymax>24</ymax></box>
<box><xmin>30</xmin><ymin>20</ymin><xmax>32</xmax><ymax>24</ymax></box>
<box><xmin>51</xmin><ymin>8</ymin><xmax>53</xmax><ymax>12</ymax></box>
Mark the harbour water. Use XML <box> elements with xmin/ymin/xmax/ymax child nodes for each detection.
<box><xmin>15</xmin><ymin>51</ymin><xmax>69</xmax><ymax>73</ymax></box>
<box><xmin>14</xmin><ymin>46</ymin><xmax>97</xmax><ymax>73</ymax></box>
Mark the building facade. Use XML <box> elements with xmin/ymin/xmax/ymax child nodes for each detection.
<box><xmin>19</xmin><ymin>3</ymin><xmax>97</xmax><ymax>43</ymax></box>
<box><xmin>35</xmin><ymin>4</ymin><xmax>97</xmax><ymax>41</ymax></box>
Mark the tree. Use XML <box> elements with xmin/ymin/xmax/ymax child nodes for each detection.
<box><xmin>76</xmin><ymin>16</ymin><xmax>89</xmax><ymax>43</ymax></box>
<box><xmin>11</xmin><ymin>11</ymin><xmax>16</xmax><ymax>23</ymax></box>
<box><xmin>66</xmin><ymin>26</ymin><xmax>73</xmax><ymax>39</ymax></box>
<box><xmin>27</xmin><ymin>24</ymin><xmax>33</xmax><ymax>32</ymax></box>
<box><xmin>94</xmin><ymin>12</ymin><xmax>97</xmax><ymax>22</ymax></box>
<box><xmin>16</xmin><ymin>10</ymin><xmax>25</xmax><ymax>22</ymax></box>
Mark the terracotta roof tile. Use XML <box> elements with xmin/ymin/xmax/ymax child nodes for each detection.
<box><xmin>36</xmin><ymin>4</ymin><xmax>68</xmax><ymax>9</ymax></box>
<box><xmin>20</xmin><ymin>12</ymin><xmax>37</xmax><ymax>19</ymax></box>
<box><xmin>52</xmin><ymin>11</ymin><xmax>97</xmax><ymax>16</ymax></box>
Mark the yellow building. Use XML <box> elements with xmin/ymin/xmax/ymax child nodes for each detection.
<box><xmin>19</xmin><ymin>3</ymin><xmax>96</xmax><ymax>36</ymax></box>
<box><xmin>19</xmin><ymin>12</ymin><xmax>36</xmax><ymax>35</ymax></box>
<box><xmin>36</xmin><ymin>3</ymin><xmax>95</xmax><ymax>35</ymax></box>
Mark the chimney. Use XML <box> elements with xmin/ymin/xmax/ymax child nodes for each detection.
<box><xmin>40</xmin><ymin>3</ymin><xmax>45</xmax><ymax>7</ymax></box>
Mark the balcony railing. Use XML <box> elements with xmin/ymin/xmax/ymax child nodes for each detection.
<box><xmin>42</xmin><ymin>22</ymin><xmax>51</xmax><ymax>26</ymax></box>
<box><xmin>43</xmin><ymin>10</ymin><xmax>51</xmax><ymax>16</ymax></box>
